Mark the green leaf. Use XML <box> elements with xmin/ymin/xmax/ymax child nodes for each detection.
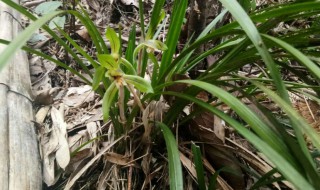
<box><xmin>158</xmin><ymin>0</ymin><xmax>188</xmax><ymax>83</ymax></box>
<box><xmin>218</xmin><ymin>0</ymin><xmax>290</xmax><ymax>103</ymax></box>
<box><xmin>102</xmin><ymin>82</ymin><xmax>118</xmax><ymax>121</ymax></box>
<box><xmin>0</xmin><ymin>11</ymin><xmax>64</xmax><ymax>71</ymax></box>
<box><xmin>262</xmin><ymin>34</ymin><xmax>320</xmax><ymax>80</ymax></box>
<box><xmin>0</xmin><ymin>38</ymin><xmax>91</xmax><ymax>84</ymax></box>
<box><xmin>250</xmin><ymin>169</ymin><xmax>279</xmax><ymax>190</ymax></box>
<box><xmin>125</xmin><ymin>25</ymin><xmax>136</xmax><ymax>64</ymax></box>
<box><xmin>120</xmin><ymin>58</ymin><xmax>136</xmax><ymax>75</ymax></box>
<box><xmin>34</xmin><ymin>1</ymin><xmax>62</xmax><ymax>15</ymax></box>
<box><xmin>253</xmin><ymin>81</ymin><xmax>320</xmax><ymax>154</ymax></box>
<box><xmin>49</xmin><ymin>16</ymin><xmax>66</xmax><ymax>29</ymax></box>
<box><xmin>175</xmin><ymin>9</ymin><xmax>228</xmax><ymax>74</ymax></box>
<box><xmin>177</xmin><ymin>80</ymin><xmax>289</xmax><ymax>157</ymax></box>
<box><xmin>55</xmin><ymin>24</ymin><xmax>99</xmax><ymax>68</ymax></box>
<box><xmin>123</xmin><ymin>74</ymin><xmax>153</xmax><ymax>93</ymax></box>
<box><xmin>157</xmin><ymin>122</ymin><xmax>183</xmax><ymax>190</ymax></box>
<box><xmin>92</xmin><ymin>66</ymin><xmax>105</xmax><ymax>91</ymax></box>
<box><xmin>163</xmin><ymin>91</ymin><xmax>313</xmax><ymax>190</ymax></box>
<box><xmin>142</xmin><ymin>39</ymin><xmax>168</xmax><ymax>52</ymax></box>
<box><xmin>97</xmin><ymin>54</ymin><xmax>118</xmax><ymax>70</ymax></box>
<box><xmin>191</xmin><ymin>142</ymin><xmax>206</xmax><ymax>190</ymax></box>
<box><xmin>105</xmin><ymin>27</ymin><xmax>120</xmax><ymax>54</ymax></box>
<box><xmin>239</xmin><ymin>0</ymin><xmax>252</xmax><ymax>12</ymax></box>
<box><xmin>146</xmin><ymin>0</ymin><xmax>166</xmax><ymax>39</ymax></box>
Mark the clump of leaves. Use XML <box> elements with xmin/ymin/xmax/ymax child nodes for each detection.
<box><xmin>1</xmin><ymin>0</ymin><xmax>320</xmax><ymax>189</ymax></box>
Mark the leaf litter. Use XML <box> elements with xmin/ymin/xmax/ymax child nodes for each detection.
<box><xmin>23</xmin><ymin>0</ymin><xmax>320</xmax><ymax>189</ymax></box>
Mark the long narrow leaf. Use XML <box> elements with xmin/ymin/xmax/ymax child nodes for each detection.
<box><xmin>252</xmin><ymin>81</ymin><xmax>320</xmax><ymax>187</ymax></box>
<box><xmin>105</xmin><ymin>27</ymin><xmax>120</xmax><ymax>54</ymax></box>
<box><xmin>158</xmin><ymin>0</ymin><xmax>188</xmax><ymax>83</ymax></box>
<box><xmin>253</xmin><ymin>81</ymin><xmax>320</xmax><ymax>153</ymax></box>
<box><xmin>56</xmin><ymin>25</ymin><xmax>99</xmax><ymax>68</ymax></box>
<box><xmin>262</xmin><ymin>34</ymin><xmax>320</xmax><ymax>79</ymax></box>
<box><xmin>0</xmin><ymin>38</ymin><xmax>91</xmax><ymax>84</ymax></box>
<box><xmin>162</xmin><ymin>91</ymin><xmax>313</xmax><ymax>190</ymax></box>
<box><xmin>191</xmin><ymin>142</ymin><xmax>206</xmax><ymax>190</ymax></box>
<box><xmin>123</xmin><ymin>74</ymin><xmax>153</xmax><ymax>93</ymax></box>
<box><xmin>174</xmin><ymin>9</ymin><xmax>228</xmax><ymax>74</ymax></box>
<box><xmin>176</xmin><ymin>80</ymin><xmax>290</xmax><ymax>158</ymax></box>
<box><xmin>146</xmin><ymin>0</ymin><xmax>166</xmax><ymax>39</ymax></box>
<box><xmin>0</xmin><ymin>11</ymin><xmax>63</xmax><ymax>70</ymax></box>
<box><xmin>218</xmin><ymin>0</ymin><xmax>289</xmax><ymax>102</ymax></box>
<box><xmin>102</xmin><ymin>82</ymin><xmax>118</xmax><ymax>121</ymax></box>
<box><xmin>157</xmin><ymin>122</ymin><xmax>183</xmax><ymax>190</ymax></box>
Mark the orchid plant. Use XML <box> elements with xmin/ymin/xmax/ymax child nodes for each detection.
<box><xmin>95</xmin><ymin>27</ymin><xmax>167</xmax><ymax>122</ymax></box>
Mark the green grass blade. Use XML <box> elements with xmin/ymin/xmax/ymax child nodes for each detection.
<box><xmin>146</xmin><ymin>0</ymin><xmax>166</xmax><ymax>39</ymax></box>
<box><xmin>125</xmin><ymin>25</ymin><xmax>136</xmax><ymax>64</ymax></box>
<box><xmin>253</xmin><ymin>81</ymin><xmax>320</xmax><ymax>155</ymax></box>
<box><xmin>123</xmin><ymin>74</ymin><xmax>153</xmax><ymax>93</ymax></box>
<box><xmin>250</xmin><ymin>168</ymin><xmax>278</xmax><ymax>190</ymax></box>
<box><xmin>262</xmin><ymin>34</ymin><xmax>320</xmax><ymax>79</ymax></box>
<box><xmin>92</xmin><ymin>66</ymin><xmax>105</xmax><ymax>91</ymax></box>
<box><xmin>162</xmin><ymin>91</ymin><xmax>313</xmax><ymax>190</ymax></box>
<box><xmin>0</xmin><ymin>11</ymin><xmax>63</xmax><ymax>70</ymax></box>
<box><xmin>191</xmin><ymin>142</ymin><xmax>206</xmax><ymax>190</ymax></box>
<box><xmin>1</xmin><ymin>0</ymin><xmax>96</xmax><ymax>76</ymax></box>
<box><xmin>0</xmin><ymin>38</ymin><xmax>91</xmax><ymax>84</ymax></box>
<box><xmin>55</xmin><ymin>25</ymin><xmax>99</xmax><ymax>68</ymax></box>
<box><xmin>218</xmin><ymin>0</ymin><xmax>289</xmax><ymax>102</ymax></box>
<box><xmin>176</xmin><ymin>80</ymin><xmax>295</xmax><ymax>163</ymax></box>
<box><xmin>77</xmin><ymin>6</ymin><xmax>108</xmax><ymax>54</ymax></box>
<box><xmin>158</xmin><ymin>0</ymin><xmax>188</xmax><ymax>83</ymax></box>
<box><xmin>102</xmin><ymin>82</ymin><xmax>118</xmax><ymax>121</ymax></box>
<box><xmin>252</xmin><ymin>81</ymin><xmax>320</xmax><ymax>187</ymax></box>
<box><xmin>251</xmin><ymin>2</ymin><xmax>320</xmax><ymax>22</ymax></box>
<box><xmin>174</xmin><ymin>9</ymin><xmax>228</xmax><ymax>74</ymax></box>
<box><xmin>157</xmin><ymin>122</ymin><xmax>183</xmax><ymax>190</ymax></box>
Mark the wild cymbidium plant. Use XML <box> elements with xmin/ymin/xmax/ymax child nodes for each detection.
<box><xmin>2</xmin><ymin>0</ymin><xmax>320</xmax><ymax>189</ymax></box>
<box><xmin>94</xmin><ymin>27</ymin><xmax>167</xmax><ymax>122</ymax></box>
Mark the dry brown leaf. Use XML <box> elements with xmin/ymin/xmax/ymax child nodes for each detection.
<box><xmin>290</xmin><ymin>94</ymin><xmax>320</xmax><ymax>146</ymax></box>
<box><xmin>142</xmin><ymin>100</ymin><xmax>165</xmax><ymax>143</ymax></box>
<box><xmin>64</xmin><ymin>135</ymin><xmax>125</xmax><ymax>190</ymax></box>
<box><xmin>190</xmin><ymin>96</ymin><xmax>245</xmax><ymax>189</ymax></box>
<box><xmin>97</xmin><ymin>163</ymin><xmax>117</xmax><ymax>190</ymax></box>
<box><xmin>141</xmin><ymin>152</ymin><xmax>152</xmax><ymax>176</ymax></box>
<box><xmin>86</xmin><ymin>0</ymin><xmax>100</xmax><ymax>11</ymax></box>
<box><xmin>66</xmin><ymin>148</ymin><xmax>93</xmax><ymax>174</ymax></box>
<box><xmin>43</xmin><ymin>153</ymin><xmax>58</xmax><ymax>186</ymax></box>
<box><xmin>68</xmin><ymin>132</ymin><xmax>86</xmax><ymax>152</ymax></box>
<box><xmin>226</xmin><ymin>138</ymin><xmax>283</xmax><ymax>190</ymax></box>
<box><xmin>179</xmin><ymin>152</ymin><xmax>197</xmax><ymax>180</ymax></box>
<box><xmin>87</xmin><ymin>122</ymin><xmax>99</xmax><ymax>155</ymax></box>
<box><xmin>105</xmin><ymin>152</ymin><xmax>132</xmax><ymax>166</ymax></box>
<box><xmin>214</xmin><ymin>114</ymin><xmax>225</xmax><ymax>143</ymax></box>
<box><xmin>76</xmin><ymin>27</ymin><xmax>91</xmax><ymax>42</ymax></box>
<box><xmin>294</xmin><ymin>99</ymin><xmax>320</xmax><ymax>133</ymax></box>
<box><xmin>63</xmin><ymin>85</ymin><xmax>94</xmax><ymax>107</ymax></box>
<box><xmin>164</xmin><ymin>74</ymin><xmax>190</xmax><ymax>105</ymax></box>
<box><xmin>180</xmin><ymin>147</ymin><xmax>233</xmax><ymax>190</ymax></box>
<box><xmin>141</xmin><ymin>165</ymin><xmax>164</xmax><ymax>189</ymax></box>
<box><xmin>42</xmin><ymin>125</ymin><xmax>59</xmax><ymax>186</ymax></box>
<box><xmin>86</xmin><ymin>108</ymin><xmax>103</xmax><ymax>123</ymax></box>
<box><xmin>35</xmin><ymin>106</ymin><xmax>50</xmax><ymax>123</ymax></box>
<box><xmin>51</xmin><ymin>106</ymin><xmax>70</xmax><ymax>169</ymax></box>
<box><xmin>34</xmin><ymin>89</ymin><xmax>54</xmax><ymax>105</ymax></box>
